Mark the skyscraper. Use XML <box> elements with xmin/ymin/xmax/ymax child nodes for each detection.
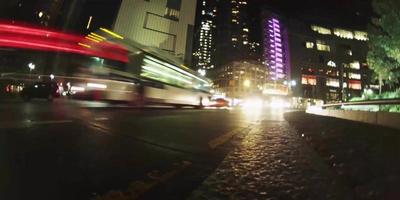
<box><xmin>215</xmin><ymin>0</ymin><xmax>253</xmax><ymax>68</ymax></box>
<box><xmin>113</xmin><ymin>0</ymin><xmax>197</xmax><ymax>65</ymax></box>
<box><xmin>192</xmin><ymin>0</ymin><xmax>217</xmax><ymax>74</ymax></box>
<box><xmin>262</xmin><ymin>12</ymin><xmax>290</xmax><ymax>83</ymax></box>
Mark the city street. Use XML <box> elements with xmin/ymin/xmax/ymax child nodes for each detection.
<box><xmin>1</xmin><ymin>99</ymin><xmax>399</xmax><ymax>200</ymax></box>
<box><xmin>0</xmin><ymin>99</ymin><xmax>282</xmax><ymax>200</ymax></box>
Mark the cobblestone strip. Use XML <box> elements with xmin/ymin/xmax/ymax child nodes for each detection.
<box><xmin>189</xmin><ymin>121</ymin><xmax>351</xmax><ymax>200</ymax></box>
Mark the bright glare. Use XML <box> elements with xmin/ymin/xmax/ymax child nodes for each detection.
<box><xmin>28</xmin><ymin>63</ymin><xmax>35</xmax><ymax>70</ymax></box>
<box><xmin>87</xmin><ymin>83</ymin><xmax>107</xmax><ymax>89</ymax></box>
<box><xmin>243</xmin><ymin>79</ymin><xmax>251</xmax><ymax>87</ymax></box>
<box><xmin>70</xmin><ymin>86</ymin><xmax>85</xmax><ymax>92</ymax></box>
<box><xmin>269</xmin><ymin>98</ymin><xmax>290</xmax><ymax>108</ymax></box>
<box><xmin>50</xmin><ymin>74</ymin><xmax>55</xmax><ymax>80</ymax></box>
<box><xmin>242</xmin><ymin>98</ymin><xmax>263</xmax><ymax>109</ymax></box>
<box><xmin>197</xmin><ymin>69</ymin><xmax>206</xmax><ymax>76</ymax></box>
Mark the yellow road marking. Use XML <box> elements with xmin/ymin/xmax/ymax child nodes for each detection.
<box><xmin>208</xmin><ymin>127</ymin><xmax>246</xmax><ymax>149</ymax></box>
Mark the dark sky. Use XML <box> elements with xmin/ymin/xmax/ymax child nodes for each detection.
<box><xmin>249</xmin><ymin>0</ymin><xmax>373</xmax><ymax>29</ymax></box>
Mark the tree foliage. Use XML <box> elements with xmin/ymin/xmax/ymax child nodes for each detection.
<box><xmin>367</xmin><ymin>0</ymin><xmax>400</xmax><ymax>86</ymax></box>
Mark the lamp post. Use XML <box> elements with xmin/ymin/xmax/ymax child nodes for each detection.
<box><xmin>28</xmin><ymin>63</ymin><xmax>35</xmax><ymax>81</ymax></box>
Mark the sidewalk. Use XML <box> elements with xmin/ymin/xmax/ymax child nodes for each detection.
<box><xmin>284</xmin><ymin>111</ymin><xmax>400</xmax><ymax>200</ymax></box>
<box><xmin>189</xmin><ymin>117</ymin><xmax>350</xmax><ymax>200</ymax></box>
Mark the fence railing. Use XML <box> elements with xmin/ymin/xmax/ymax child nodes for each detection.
<box><xmin>320</xmin><ymin>99</ymin><xmax>400</xmax><ymax>108</ymax></box>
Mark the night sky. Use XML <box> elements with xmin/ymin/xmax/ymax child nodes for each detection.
<box><xmin>249</xmin><ymin>0</ymin><xmax>373</xmax><ymax>28</ymax></box>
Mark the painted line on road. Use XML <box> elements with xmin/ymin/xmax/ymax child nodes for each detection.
<box><xmin>208</xmin><ymin>126</ymin><xmax>248</xmax><ymax>149</ymax></box>
<box><xmin>94</xmin><ymin>161</ymin><xmax>192</xmax><ymax>199</ymax></box>
<box><xmin>94</xmin><ymin>117</ymin><xmax>109</xmax><ymax>121</ymax></box>
<box><xmin>26</xmin><ymin>119</ymin><xmax>74</xmax><ymax>125</ymax></box>
<box><xmin>88</xmin><ymin>122</ymin><xmax>110</xmax><ymax>134</ymax></box>
<box><xmin>0</xmin><ymin>119</ymin><xmax>73</xmax><ymax>129</ymax></box>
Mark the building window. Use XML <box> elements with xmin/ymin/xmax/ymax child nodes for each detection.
<box><xmin>316</xmin><ymin>40</ymin><xmax>330</xmax><ymax>52</ymax></box>
<box><xmin>333</xmin><ymin>28</ymin><xmax>354</xmax><ymax>39</ymax></box>
<box><xmin>349</xmin><ymin>80</ymin><xmax>362</xmax><ymax>90</ymax></box>
<box><xmin>165</xmin><ymin>0</ymin><xmax>181</xmax><ymax>20</ymax></box>
<box><xmin>349</xmin><ymin>73</ymin><xmax>361</xmax><ymax>80</ymax></box>
<box><xmin>305</xmin><ymin>41</ymin><xmax>314</xmax><ymax>49</ymax></box>
<box><xmin>327</xmin><ymin>60</ymin><xmax>336</xmax><ymax>67</ymax></box>
<box><xmin>349</xmin><ymin>61</ymin><xmax>360</xmax><ymax>69</ymax></box>
<box><xmin>326</xmin><ymin>70</ymin><xmax>339</xmax><ymax>77</ymax></box>
<box><xmin>346</xmin><ymin>49</ymin><xmax>352</xmax><ymax>56</ymax></box>
<box><xmin>354</xmin><ymin>31</ymin><xmax>368</xmax><ymax>41</ymax></box>
<box><xmin>301</xmin><ymin>75</ymin><xmax>317</xmax><ymax>85</ymax></box>
<box><xmin>311</xmin><ymin>25</ymin><xmax>331</xmax><ymax>35</ymax></box>
<box><xmin>326</xmin><ymin>78</ymin><xmax>340</xmax><ymax>87</ymax></box>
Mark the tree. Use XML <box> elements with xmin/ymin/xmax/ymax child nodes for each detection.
<box><xmin>367</xmin><ymin>0</ymin><xmax>400</xmax><ymax>93</ymax></box>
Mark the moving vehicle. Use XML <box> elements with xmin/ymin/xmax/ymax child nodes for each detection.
<box><xmin>208</xmin><ymin>98</ymin><xmax>230</xmax><ymax>107</ymax></box>
<box><xmin>0</xmin><ymin>23</ymin><xmax>212</xmax><ymax>107</ymax></box>
<box><xmin>20</xmin><ymin>81</ymin><xmax>60</xmax><ymax>102</ymax></box>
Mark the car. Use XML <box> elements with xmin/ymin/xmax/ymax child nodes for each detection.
<box><xmin>20</xmin><ymin>81</ymin><xmax>60</xmax><ymax>102</ymax></box>
<box><xmin>208</xmin><ymin>98</ymin><xmax>229</xmax><ymax>107</ymax></box>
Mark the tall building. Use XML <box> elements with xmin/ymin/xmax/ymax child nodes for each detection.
<box><xmin>192</xmin><ymin>0</ymin><xmax>217</xmax><ymax>74</ymax></box>
<box><xmin>215</xmin><ymin>0</ymin><xmax>255</xmax><ymax>68</ymax></box>
<box><xmin>113</xmin><ymin>0</ymin><xmax>197</xmax><ymax>65</ymax></box>
<box><xmin>287</xmin><ymin>19</ymin><xmax>373</xmax><ymax>102</ymax></box>
<box><xmin>213</xmin><ymin>60</ymin><xmax>268</xmax><ymax>99</ymax></box>
<box><xmin>262</xmin><ymin>12</ymin><xmax>290</xmax><ymax>83</ymax></box>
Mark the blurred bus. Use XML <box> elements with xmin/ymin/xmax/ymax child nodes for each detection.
<box><xmin>0</xmin><ymin>23</ymin><xmax>211</xmax><ymax>107</ymax></box>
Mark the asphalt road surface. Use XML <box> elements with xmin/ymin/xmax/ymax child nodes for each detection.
<box><xmin>0</xmin><ymin>99</ymin><xmax>285</xmax><ymax>200</ymax></box>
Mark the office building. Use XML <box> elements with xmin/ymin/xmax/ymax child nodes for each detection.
<box><xmin>215</xmin><ymin>0</ymin><xmax>257</xmax><ymax>68</ymax></box>
<box><xmin>262</xmin><ymin>12</ymin><xmax>291</xmax><ymax>83</ymax></box>
<box><xmin>192</xmin><ymin>0</ymin><xmax>217</xmax><ymax>74</ymax></box>
<box><xmin>288</xmin><ymin>19</ymin><xmax>373</xmax><ymax>102</ymax></box>
<box><xmin>114</xmin><ymin>0</ymin><xmax>197</xmax><ymax>65</ymax></box>
<box><xmin>213</xmin><ymin>60</ymin><xmax>268</xmax><ymax>99</ymax></box>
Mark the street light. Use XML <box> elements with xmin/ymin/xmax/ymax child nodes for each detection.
<box><xmin>28</xmin><ymin>63</ymin><xmax>35</xmax><ymax>71</ymax></box>
<box><xmin>243</xmin><ymin>79</ymin><xmax>251</xmax><ymax>87</ymax></box>
<box><xmin>28</xmin><ymin>63</ymin><xmax>35</xmax><ymax>81</ymax></box>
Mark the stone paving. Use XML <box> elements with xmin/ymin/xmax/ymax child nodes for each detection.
<box><xmin>190</xmin><ymin>119</ymin><xmax>350</xmax><ymax>200</ymax></box>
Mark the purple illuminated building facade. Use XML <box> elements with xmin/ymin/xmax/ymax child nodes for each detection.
<box><xmin>262</xmin><ymin>12</ymin><xmax>290</xmax><ymax>83</ymax></box>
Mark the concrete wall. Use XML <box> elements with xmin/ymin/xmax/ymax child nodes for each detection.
<box><xmin>114</xmin><ymin>0</ymin><xmax>197</xmax><ymax>59</ymax></box>
<box><xmin>306</xmin><ymin>109</ymin><xmax>400</xmax><ymax>130</ymax></box>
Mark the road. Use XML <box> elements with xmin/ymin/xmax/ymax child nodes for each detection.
<box><xmin>0</xmin><ymin>99</ymin><xmax>280</xmax><ymax>200</ymax></box>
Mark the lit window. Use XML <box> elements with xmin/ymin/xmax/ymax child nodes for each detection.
<box><xmin>354</xmin><ymin>31</ymin><xmax>368</xmax><ymax>41</ymax></box>
<box><xmin>232</xmin><ymin>38</ymin><xmax>237</xmax><ymax>41</ymax></box>
<box><xmin>349</xmin><ymin>73</ymin><xmax>361</xmax><ymax>80</ymax></box>
<box><xmin>327</xmin><ymin>60</ymin><xmax>336</xmax><ymax>67</ymax></box>
<box><xmin>301</xmin><ymin>75</ymin><xmax>317</xmax><ymax>85</ymax></box>
<box><xmin>165</xmin><ymin>0</ymin><xmax>181</xmax><ymax>20</ymax></box>
<box><xmin>343</xmin><ymin>82</ymin><xmax>347</xmax><ymax>88</ymax></box>
<box><xmin>326</xmin><ymin>78</ymin><xmax>339</xmax><ymax>87</ymax></box>
<box><xmin>333</xmin><ymin>28</ymin><xmax>354</xmax><ymax>39</ymax></box>
<box><xmin>349</xmin><ymin>80</ymin><xmax>361</xmax><ymax>90</ymax></box>
<box><xmin>349</xmin><ymin>61</ymin><xmax>360</xmax><ymax>69</ymax></box>
<box><xmin>316</xmin><ymin>40</ymin><xmax>330</xmax><ymax>52</ymax></box>
<box><xmin>311</xmin><ymin>25</ymin><xmax>331</xmax><ymax>35</ymax></box>
<box><xmin>305</xmin><ymin>42</ymin><xmax>314</xmax><ymax>49</ymax></box>
<box><xmin>243</xmin><ymin>28</ymin><xmax>249</xmax><ymax>32</ymax></box>
<box><xmin>346</xmin><ymin>49</ymin><xmax>352</xmax><ymax>56</ymax></box>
